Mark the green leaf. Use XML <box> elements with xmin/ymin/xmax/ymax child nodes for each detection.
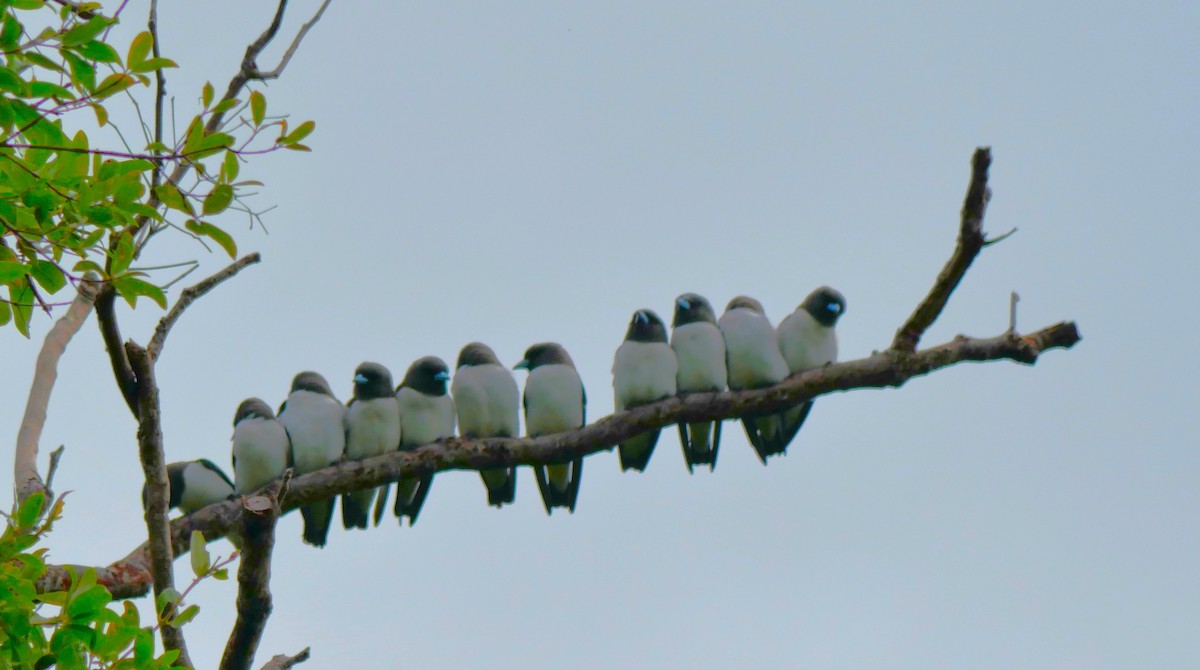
<box><xmin>0</xmin><ymin>13</ymin><xmax>20</xmax><ymax>52</ymax></box>
<box><xmin>281</xmin><ymin>120</ymin><xmax>315</xmax><ymax>145</ymax></box>
<box><xmin>222</xmin><ymin>150</ymin><xmax>240</xmax><ymax>181</ymax></box>
<box><xmin>28</xmin><ymin>81</ymin><xmax>75</xmax><ymax>100</ymax></box>
<box><xmin>212</xmin><ymin>567</ymin><xmax>229</xmax><ymax>581</ymax></box>
<box><xmin>202</xmin><ymin>184</ymin><xmax>233</xmax><ymax>215</ymax></box>
<box><xmin>212</xmin><ymin>96</ymin><xmax>239</xmax><ymax>114</ymax></box>
<box><xmin>17</xmin><ymin>491</ymin><xmax>45</xmax><ymax>529</ymax></box>
<box><xmin>73</xmin><ymin>39</ymin><xmax>120</xmax><ymax>64</ymax></box>
<box><xmin>93</xmin><ymin>72</ymin><xmax>134</xmax><ymax>100</ymax></box>
<box><xmin>129</xmin><ymin>57</ymin><xmax>176</xmax><ymax>73</ymax></box>
<box><xmin>66</xmin><ymin>584</ymin><xmax>111</xmax><ymax>621</ymax></box>
<box><xmin>153</xmin><ymin>183</ymin><xmax>193</xmax><ymax>215</ymax></box>
<box><xmin>155</xmin><ymin>587</ymin><xmax>180</xmax><ymax>616</ymax></box>
<box><xmin>10</xmin><ymin>280</ymin><xmax>33</xmax><ymax>337</ymax></box>
<box><xmin>201</xmin><ymin>81</ymin><xmax>213</xmax><ymax>109</ymax></box>
<box><xmin>0</xmin><ymin>300</ymin><xmax>10</xmax><ymax>327</ymax></box>
<box><xmin>92</xmin><ymin>102</ymin><xmax>107</xmax><ymax>126</ymax></box>
<box><xmin>112</xmin><ymin>275</ymin><xmax>166</xmax><ymax>309</ymax></box>
<box><xmin>0</xmin><ymin>67</ymin><xmax>25</xmax><ymax>95</ymax></box>
<box><xmin>189</xmin><ymin>531</ymin><xmax>209</xmax><ymax>577</ymax></box>
<box><xmin>60</xmin><ymin>50</ymin><xmax>96</xmax><ymax>93</ymax></box>
<box><xmin>11</xmin><ymin>0</ymin><xmax>47</xmax><ymax>9</ymax></box>
<box><xmin>127</xmin><ymin>31</ymin><xmax>151</xmax><ymax>68</ymax></box>
<box><xmin>171</xmin><ymin>604</ymin><xmax>200</xmax><ymax>627</ymax></box>
<box><xmin>250</xmin><ymin>90</ymin><xmax>266</xmax><ymax>126</ymax></box>
<box><xmin>28</xmin><ymin>260</ymin><xmax>66</xmax><ymax>294</ymax></box>
<box><xmin>108</xmin><ymin>232</ymin><xmax>133</xmax><ymax>275</ymax></box>
<box><xmin>0</xmin><ymin>260</ymin><xmax>27</xmax><ymax>284</ymax></box>
<box><xmin>185</xmin><ymin>220</ymin><xmax>237</xmax><ymax>258</ymax></box>
<box><xmin>60</xmin><ymin>16</ymin><xmax>109</xmax><ymax>47</ymax></box>
<box><xmin>20</xmin><ymin>51</ymin><xmax>64</xmax><ymax>73</ymax></box>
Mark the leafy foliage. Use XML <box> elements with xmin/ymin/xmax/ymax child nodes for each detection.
<box><xmin>0</xmin><ymin>1</ymin><xmax>315</xmax><ymax>336</ymax></box>
<box><xmin>0</xmin><ymin>494</ymin><xmax>229</xmax><ymax>668</ymax></box>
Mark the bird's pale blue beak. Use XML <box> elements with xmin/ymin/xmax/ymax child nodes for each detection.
<box><xmin>434</xmin><ymin>371</ymin><xmax>450</xmax><ymax>382</ymax></box>
<box><xmin>827</xmin><ymin>303</ymin><xmax>841</xmax><ymax>313</ymax></box>
<box><xmin>635</xmin><ymin>310</ymin><xmax>649</xmax><ymax>324</ymax></box>
<box><xmin>676</xmin><ymin>296</ymin><xmax>690</xmax><ymax>310</ymax></box>
<box><xmin>354</xmin><ymin>373</ymin><xmax>368</xmax><ymax>384</ymax></box>
<box><xmin>514</xmin><ymin>359</ymin><xmax>530</xmax><ymax>371</ymax></box>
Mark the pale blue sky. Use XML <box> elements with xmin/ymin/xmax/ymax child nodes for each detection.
<box><xmin>3</xmin><ymin>2</ymin><xmax>1198</xmax><ymax>668</ymax></box>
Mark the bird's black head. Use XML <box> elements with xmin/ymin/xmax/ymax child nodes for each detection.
<box><xmin>399</xmin><ymin>356</ymin><xmax>451</xmax><ymax>396</ymax></box>
<box><xmin>144</xmin><ymin>461</ymin><xmax>188</xmax><ymax>511</ymax></box>
<box><xmin>672</xmin><ymin>293</ymin><xmax>717</xmax><ymax>327</ymax></box>
<box><xmin>233</xmin><ymin>398</ymin><xmax>274</xmax><ymax>427</ymax></box>
<box><xmin>456</xmin><ymin>342</ymin><xmax>501</xmax><ymax>369</ymax></box>
<box><xmin>800</xmin><ymin>286</ymin><xmax>846</xmax><ymax>327</ymax></box>
<box><xmin>353</xmin><ymin>362</ymin><xmax>394</xmax><ymax>401</ymax></box>
<box><xmin>514</xmin><ymin>342</ymin><xmax>575</xmax><ymax>371</ymax></box>
<box><xmin>726</xmin><ymin>295</ymin><xmax>766</xmax><ymax>315</ymax></box>
<box><xmin>290</xmin><ymin>371</ymin><xmax>335</xmax><ymax>397</ymax></box>
<box><xmin>624</xmin><ymin>309</ymin><xmax>668</xmax><ymax>343</ymax></box>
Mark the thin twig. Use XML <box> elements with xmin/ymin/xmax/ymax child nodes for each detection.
<box><xmin>255</xmin><ymin>0</ymin><xmax>333</xmax><ymax>80</ymax></box>
<box><xmin>892</xmin><ymin>147</ymin><xmax>992</xmax><ymax>351</ymax></box>
<box><xmin>147</xmin><ymin>253</ymin><xmax>261</xmax><ymax>361</ymax></box>
<box><xmin>14</xmin><ymin>278</ymin><xmax>99</xmax><ymax>507</ymax></box>
<box><xmin>220</xmin><ymin>472</ymin><xmax>292</xmax><ymax>670</ymax></box>
<box><xmin>149</xmin><ymin>0</ymin><xmax>165</xmax><ymax>195</ymax></box>
<box><xmin>259</xmin><ymin>648</ymin><xmax>311</xmax><ymax>670</ymax></box>
<box><xmin>1009</xmin><ymin>291</ymin><xmax>1020</xmax><ymax>332</ymax></box>
<box><xmin>44</xmin><ymin>445</ymin><xmax>65</xmax><ymax>499</ymax></box>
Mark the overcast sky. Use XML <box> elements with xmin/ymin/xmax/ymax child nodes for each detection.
<box><xmin>2</xmin><ymin>1</ymin><xmax>1197</xmax><ymax>668</ymax></box>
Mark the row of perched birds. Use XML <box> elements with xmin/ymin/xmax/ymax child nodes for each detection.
<box><xmin>152</xmin><ymin>287</ymin><xmax>846</xmax><ymax>547</ymax></box>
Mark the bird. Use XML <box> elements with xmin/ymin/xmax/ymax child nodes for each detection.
<box><xmin>277</xmin><ymin>371</ymin><xmax>346</xmax><ymax>547</ymax></box>
<box><xmin>230</xmin><ymin>397</ymin><xmax>290</xmax><ymax>495</ymax></box>
<box><xmin>516</xmin><ymin>342</ymin><xmax>585</xmax><ymax>514</ymax></box>
<box><xmin>776</xmin><ymin>286</ymin><xmax>846</xmax><ymax>447</ymax></box>
<box><xmin>717</xmin><ymin>295</ymin><xmax>792</xmax><ymax>463</ymax></box>
<box><xmin>670</xmin><ymin>293</ymin><xmax>727</xmax><ymax>472</ymax></box>
<box><xmin>612</xmin><ymin>309</ymin><xmax>677</xmax><ymax>472</ymax></box>
<box><xmin>145</xmin><ymin>459</ymin><xmax>235</xmax><ymax>515</ymax></box>
<box><xmin>377</xmin><ymin>356</ymin><xmax>455</xmax><ymax>527</ymax></box>
<box><xmin>342</xmin><ymin>362</ymin><xmax>401</xmax><ymax>530</ymax></box>
<box><xmin>452</xmin><ymin>342</ymin><xmax>520</xmax><ymax>507</ymax></box>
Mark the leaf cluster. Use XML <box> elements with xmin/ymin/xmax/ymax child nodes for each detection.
<box><xmin>0</xmin><ymin>1</ymin><xmax>315</xmax><ymax>336</ymax></box>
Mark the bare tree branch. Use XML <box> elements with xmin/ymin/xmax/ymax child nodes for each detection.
<box><xmin>14</xmin><ymin>278</ymin><xmax>99</xmax><ymax>507</ymax></box>
<box><xmin>38</xmin><ymin>321</ymin><xmax>1080</xmax><ymax>599</ymax></box>
<box><xmin>253</xmin><ymin>0</ymin><xmax>333</xmax><ymax>80</ymax></box>
<box><xmin>259</xmin><ymin>648</ymin><xmax>311</xmax><ymax>670</ymax></box>
<box><xmin>892</xmin><ymin>147</ymin><xmax>993</xmax><ymax>351</ymax></box>
<box><xmin>95</xmin><ymin>285</ymin><xmax>139</xmax><ymax>417</ymax></box>
<box><xmin>147</xmin><ymin>253</ymin><xmax>261</xmax><ymax>361</ymax></box>
<box><xmin>148</xmin><ymin>0</ymin><xmax>166</xmax><ymax>194</ymax></box>
<box><xmin>127</xmin><ymin>341</ymin><xmax>192</xmax><ymax>667</ymax></box>
<box><xmin>220</xmin><ymin>472</ymin><xmax>291</xmax><ymax>670</ymax></box>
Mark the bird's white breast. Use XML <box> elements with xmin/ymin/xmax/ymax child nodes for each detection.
<box><xmin>777</xmin><ymin>309</ymin><xmax>838</xmax><ymax>373</ymax></box>
<box><xmin>452</xmin><ymin>364</ymin><xmax>520</xmax><ymax>437</ymax></box>
<box><xmin>670</xmin><ymin>322</ymin><xmax>728</xmax><ymax>392</ymax></box>
<box><xmin>278</xmin><ymin>390</ymin><xmax>346</xmax><ymax>473</ymax></box>
<box><xmin>612</xmin><ymin>340</ymin><xmax>678</xmax><ymax>409</ymax></box>
<box><xmin>346</xmin><ymin>396</ymin><xmax>402</xmax><ymax>459</ymax></box>
<box><xmin>718</xmin><ymin>308</ymin><xmax>789</xmax><ymax>389</ymax></box>
<box><xmin>396</xmin><ymin>388</ymin><xmax>456</xmax><ymax>447</ymax></box>
<box><xmin>232</xmin><ymin>417</ymin><xmax>290</xmax><ymax>494</ymax></box>
<box><xmin>178</xmin><ymin>462</ymin><xmax>233</xmax><ymax>513</ymax></box>
<box><xmin>524</xmin><ymin>364</ymin><xmax>584</xmax><ymax>437</ymax></box>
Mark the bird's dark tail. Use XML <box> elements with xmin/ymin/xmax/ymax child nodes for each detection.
<box><xmin>534</xmin><ymin>459</ymin><xmax>583</xmax><ymax>515</ymax></box>
<box><xmin>740</xmin><ymin>413</ymin><xmax>789</xmax><ymax>464</ymax></box>
<box><xmin>618</xmin><ymin>429</ymin><xmax>661</xmax><ymax>472</ymax></box>
<box><xmin>301</xmin><ymin>499</ymin><xmax>334</xmax><ymax>547</ymax></box>
<box><xmin>480</xmin><ymin>467</ymin><xmax>517</xmax><ymax>507</ymax></box>
<box><xmin>393</xmin><ymin>475</ymin><xmax>434</xmax><ymax>526</ymax></box>
<box><xmin>678</xmin><ymin>420</ymin><xmax>721</xmax><ymax>473</ymax></box>
<box><xmin>777</xmin><ymin>401</ymin><xmax>814</xmax><ymax>454</ymax></box>
<box><xmin>371</xmin><ymin>483</ymin><xmax>390</xmax><ymax>527</ymax></box>
<box><xmin>341</xmin><ymin>487</ymin><xmax>375</xmax><ymax>530</ymax></box>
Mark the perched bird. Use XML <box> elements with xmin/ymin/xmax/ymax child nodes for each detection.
<box><xmin>277</xmin><ymin>371</ymin><xmax>345</xmax><ymax>547</ymax></box>
<box><xmin>776</xmin><ymin>286</ymin><xmax>847</xmax><ymax>446</ymax></box>
<box><xmin>378</xmin><ymin>356</ymin><xmax>455</xmax><ymax>527</ymax></box>
<box><xmin>670</xmin><ymin>293</ymin><xmax>727</xmax><ymax>472</ymax></box>
<box><xmin>342</xmin><ymin>362</ymin><xmax>401</xmax><ymax>530</ymax></box>
<box><xmin>718</xmin><ymin>296</ymin><xmax>792</xmax><ymax>463</ymax></box>
<box><xmin>452</xmin><ymin>342</ymin><xmax>520</xmax><ymax>507</ymax></box>
<box><xmin>612</xmin><ymin>309</ymin><xmax>677</xmax><ymax>472</ymax></box>
<box><xmin>516</xmin><ymin>342</ymin><xmax>585</xmax><ymax>514</ymax></box>
<box><xmin>145</xmin><ymin>459</ymin><xmax>234</xmax><ymax>515</ymax></box>
<box><xmin>231</xmin><ymin>398</ymin><xmax>290</xmax><ymax>495</ymax></box>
